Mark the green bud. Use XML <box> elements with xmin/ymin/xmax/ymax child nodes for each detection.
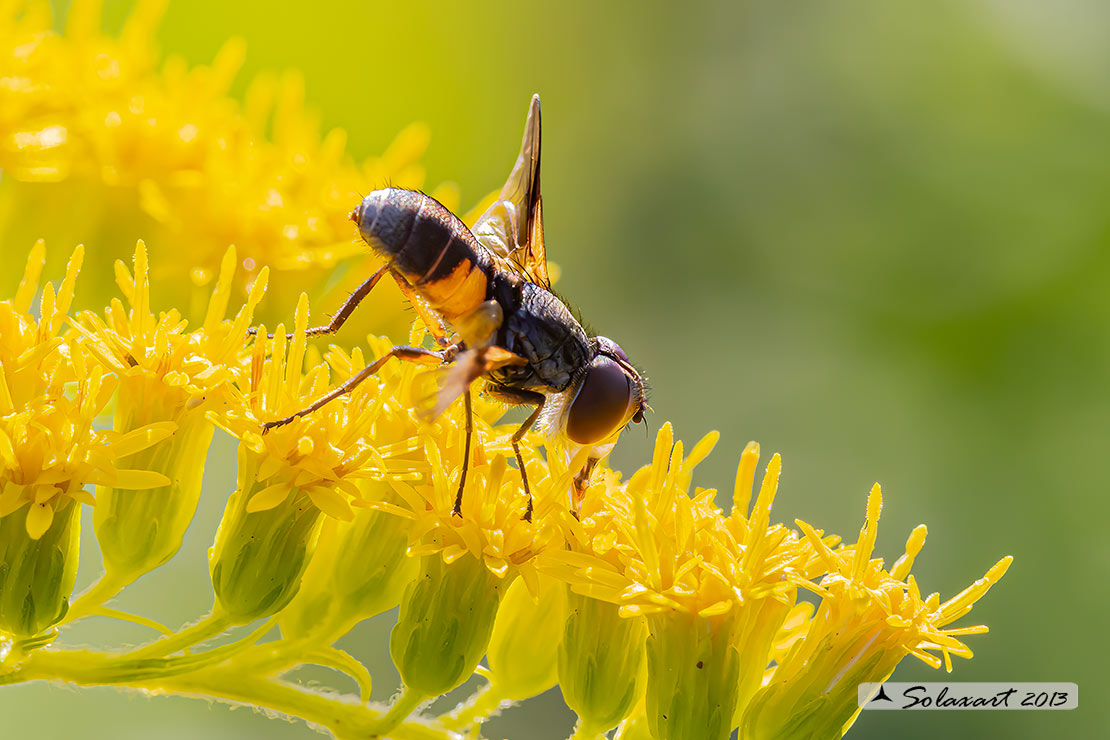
<box><xmin>0</xmin><ymin>498</ymin><xmax>80</xmax><ymax>640</ymax></box>
<box><xmin>281</xmin><ymin>483</ymin><xmax>417</xmax><ymax>640</ymax></box>
<box><xmin>391</xmin><ymin>551</ymin><xmax>507</xmax><ymax>697</ymax></box>
<box><xmin>644</xmin><ymin>611</ymin><xmax>742</xmax><ymax>740</ymax></box>
<box><xmin>558</xmin><ymin>590</ymin><xmax>647</xmax><ymax>731</ymax></box>
<box><xmin>210</xmin><ymin>448</ymin><xmax>325</xmax><ymax>624</ymax></box>
<box><xmin>487</xmin><ymin>574</ymin><xmax>567</xmax><ymax>701</ymax></box>
<box><xmin>94</xmin><ymin>411</ymin><xmax>213</xmax><ymax>581</ymax></box>
<box><xmin>741</xmin><ymin>627</ymin><xmax>899</xmax><ymax>740</ymax></box>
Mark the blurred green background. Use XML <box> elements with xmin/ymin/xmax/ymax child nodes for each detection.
<box><xmin>6</xmin><ymin>0</ymin><xmax>1108</xmax><ymax>738</ymax></box>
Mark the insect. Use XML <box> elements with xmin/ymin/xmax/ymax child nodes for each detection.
<box><xmin>262</xmin><ymin>95</ymin><xmax>647</xmax><ymax>520</ymax></box>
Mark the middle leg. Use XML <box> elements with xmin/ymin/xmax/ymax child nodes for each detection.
<box><xmin>452</xmin><ymin>389</ymin><xmax>474</xmax><ymax>518</ymax></box>
<box><xmin>483</xmin><ymin>385</ymin><xmax>545</xmax><ymax>522</ymax></box>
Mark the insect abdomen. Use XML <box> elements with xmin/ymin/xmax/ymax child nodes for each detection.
<box><xmin>353</xmin><ymin>188</ymin><xmax>491</xmax><ymax>320</ymax></box>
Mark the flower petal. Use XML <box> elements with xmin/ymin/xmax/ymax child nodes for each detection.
<box><xmin>110</xmin><ymin>421</ymin><xmax>178</xmax><ymax>458</ymax></box>
<box><xmin>246</xmin><ymin>482</ymin><xmax>293</xmax><ymax>512</ymax></box>
<box><xmin>25</xmin><ymin>502</ymin><xmax>55</xmax><ymax>539</ymax></box>
<box><xmin>306</xmin><ymin>485</ymin><xmax>354</xmax><ymax>521</ymax></box>
<box><xmin>111</xmin><ymin>469</ymin><xmax>171</xmax><ymax>489</ymax></box>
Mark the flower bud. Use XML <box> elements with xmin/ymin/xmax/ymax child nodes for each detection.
<box><xmin>644</xmin><ymin>611</ymin><xmax>742</xmax><ymax>740</ymax></box>
<box><xmin>95</xmin><ymin>407</ymin><xmax>213</xmax><ymax>581</ymax></box>
<box><xmin>391</xmin><ymin>551</ymin><xmax>507</xmax><ymax>697</ymax></box>
<box><xmin>210</xmin><ymin>447</ymin><xmax>326</xmax><ymax>624</ymax></box>
<box><xmin>0</xmin><ymin>498</ymin><xmax>80</xmax><ymax>639</ymax></box>
<box><xmin>614</xmin><ymin>705</ymin><xmax>655</xmax><ymax>740</ymax></box>
<box><xmin>487</xmin><ymin>574</ymin><xmax>567</xmax><ymax>701</ymax></box>
<box><xmin>741</xmin><ymin>625</ymin><xmax>901</xmax><ymax>740</ymax></box>
<box><xmin>281</xmin><ymin>482</ymin><xmax>417</xmax><ymax>640</ymax></box>
<box><xmin>558</xmin><ymin>590</ymin><xmax>646</xmax><ymax>731</ymax></box>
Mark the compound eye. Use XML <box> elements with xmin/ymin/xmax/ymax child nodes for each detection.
<box><xmin>566</xmin><ymin>357</ymin><xmax>634</xmax><ymax>445</ymax></box>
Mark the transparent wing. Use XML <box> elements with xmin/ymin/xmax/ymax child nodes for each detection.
<box><xmin>415</xmin><ymin>346</ymin><xmax>528</xmax><ymax>420</ymax></box>
<box><xmin>471</xmin><ymin>94</ymin><xmax>550</xmax><ymax>289</ymax></box>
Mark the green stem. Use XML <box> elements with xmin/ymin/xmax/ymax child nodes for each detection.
<box><xmin>126</xmin><ymin>610</ymin><xmax>232</xmax><ymax>658</ymax></box>
<box><xmin>158</xmin><ymin>669</ymin><xmax>449</xmax><ymax>740</ymax></box>
<box><xmin>62</xmin><ymin>571</ymin><xmax>132</xmax><ymax>625</ymax></box>
<box><xmin>440</xmin><ymin>682</ymin><xmax>508</xmax><ymax>731</ymax></box>
<box><xmin>2</xmin><ymin>619</ymin><xmax>276</xmax><ymax>686</ymax></box>
<box><xmin>81</xmin><ymin>606</ymin><xmax>174</xmax><ymax>636</ymax></box>
<box><xmin>3</xmin><ymin>658</ymin><xmax>454</xmax><ymax>740</ymax></box>
<box><xmin>305</xmin><ymin>646</ymin><xmax>374</xmax><ymax>703</ymax></box>
<box><xmin>567</xmin><ymin>718</ymin><xmax>608</xmax><ymax>740</ymax></box>
<box><xmin>369</xmin><ymin>685</ymin><xmax>429</xmax><ymax>737</ymax></box>
<box><xmin>221</xmin><ymin>634</ymin><xmax>311</xmax><ymax>677</ymax></box>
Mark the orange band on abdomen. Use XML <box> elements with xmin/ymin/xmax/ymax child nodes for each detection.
<box><xmin>418</xmin><ymin>258</ymin><xmax>489</xmax><ymax>320</ymax></box>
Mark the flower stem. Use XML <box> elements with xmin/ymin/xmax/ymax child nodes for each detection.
<box><xmin>368</xmin><ymin>685</ymin><xmax>429</xmax><ymax>737</ymax></box>
<box><xmin>156</xmin><ymin>669</ymin><xmax>450</xmax><ymax>740</ymax></box>
<box><xmin>126</xmin><ymin>610</ymin><xmax>232</xmax><ymax>658</ymax></box>
<box><xmin>567</xmin><ymin>718</ymin><xmax>608</xmax><ymax>740</ymax></box>
<box><xmin>3</xmin><ymin>655</ymin><xmax>454</xmax><ymax>740</ymax></box>
<box><xmin>440</xmin><ymin>683</ymin><xmax>507</xmax><ymax>730</ymax></box>
<box><xmin>62</xmin><ymin>572</ymin><xmax>132</xmax><ymax>625</ymax></box>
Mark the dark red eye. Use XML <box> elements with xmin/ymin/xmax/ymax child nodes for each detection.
<box><xmin>566</xmin><ymin>357</ymin><xmax>634</xmax><ymax>445</ymax></box>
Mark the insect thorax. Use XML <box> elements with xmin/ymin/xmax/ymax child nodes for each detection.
<box><xmin>488</xmin><ymin>279</ymin><xmax>593</xmax><ymax>393</ymax></box>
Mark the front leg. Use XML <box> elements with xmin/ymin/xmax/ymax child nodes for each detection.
<box><xmin>483</xmin><ymin>385</ymin><xmax>545</xmax><ymax>522</ymax></box>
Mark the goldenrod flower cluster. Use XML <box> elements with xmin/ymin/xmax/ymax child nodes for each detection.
<box><xmin>0</xmin><ymin>3</ymin><xmax>1012</xmax><ymax>740</ymax></box>
<box><xmin>0</xmin><ymin>239</ymin><xmax>1012</xmax><ymax>740</ymax></box>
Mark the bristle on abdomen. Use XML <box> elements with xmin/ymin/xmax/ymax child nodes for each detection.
<box><xmin>355</xmin><ymin>188</ymin><xmax>492</xmax><ymax>320</ymax></box>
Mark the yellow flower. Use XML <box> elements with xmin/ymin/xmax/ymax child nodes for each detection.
<box><xmin>387</xmin><ymin>411</ymin><xmax>569</xmax><ymax>590</ymax></box>
<box><xmin>67</xmin><ymin>240</ymin><xmax>265</xmax><ymax>586</ymax></box>
<box><xmin>0</xmin><ymin>242</ymin><xmax>171</xmax><ymax>641</ymax></box>
<box><xmin>741</xmin><ymin>484</ymin><xmax>1013</xmax><ymax>740</ymax></box>
<box><xmin>0</xmin><ymin>0</ymin><xmax>442</xmax><ymax>334</ymax></box>
<box><xmin>278</xmin><ymin>335</ymin><xmax>464</xmax><ymax>639</ymax></box>
<box><xmin>1</xmin><ymin>243</ymin><xmax>172</xmax><ymax>537</ymax></box>
<box><xmin>207</xmin><ymin>302</ymin><xmax>432</xmax><ymax>623</ymax></box>
<box><xmin>384</xmin><ymin>388</ymin><xmax>573</xmax><ymax>720</ymax></box>
<box><xmin>545</xmin><ymin>425</ymin><xmax>812</xmax><ymax>740</ymax></box>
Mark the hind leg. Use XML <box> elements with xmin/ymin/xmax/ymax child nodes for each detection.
<box><xmin>249</xmin><ymin>266</ymin><xmax>390</xmax><ymax>340</ymax></box>
<box><xmin>262</xmin><ymin>344</ymin><xmax>449</xmax><ymax>431</ymax></box>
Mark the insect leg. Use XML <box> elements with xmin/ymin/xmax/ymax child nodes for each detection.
<box><xmin>483</xmin><ymin>385</ymin><xmax>545</xmax><ymax>522</ymax></box>
<box><xmin>389</xmin><ymin>270</ymin><xmax>453</xmax><ymax>347</ymax></box>
<box><xmin>248</xmin><ymin>265</ymin><xmax>389</xmax><ymax>339</ymax></box>
<box><xmin>452</xmin><ymin>389</ymin><xmax>473</xmax><ymax>518</ymax></box>
<box><xmin>571</xmin><ymin>456</ymin><xmax>601</xmax><ymax>519</ymax></box>
<box><xmin>262</xmin><ymin>344</ymin><xmax>448</xmax><ymax>431</ymax></box>
<box><xmin>512</xmin><ymin>401</ymin><xmax>545</xmax><ymax>522</ymax></box>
